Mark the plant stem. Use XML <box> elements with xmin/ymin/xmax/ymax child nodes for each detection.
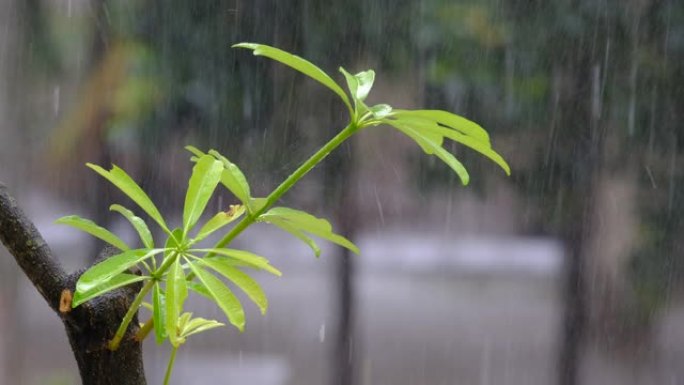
<box><xmin>214</xmin><ymin>122</ymin><xmax>359</xmax><ymax>249</ymax></box>
<box><xmin>134</xmin><ymin>318</ymin><xmax>154</xmax><ymax>342</ymax></box>
<box><xmin>163</xmin><ymin>346</ymin><xmax>179</xmax><ymax>385</ymax></box>
<box><xmin>108</xmin><ymin>279</ymin><xmax>155</xmax><ymax>351</ymax></box>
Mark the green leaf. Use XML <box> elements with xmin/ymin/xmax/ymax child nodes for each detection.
<box><xmin>265</xmin><ymin>217</ymin><xmax>321</xmax><ymax>257</ymax></box>
<box><xmin>183</xmin><ymin>155</ymin><xmax>224</xmax><ymax>234</ymax></box>
<box><xmin>388</xmin><ymin>121</ymin><xmax>470</xmax><ymax>185</ymax></box>
<box><xmin>339</xmin><ymin>67</ymin><xmax>375</xmax><ymax>102</ymax></box>
<box><xmin>56</xmin><ymin>215</ymin><xmax>129</xmax><ymax>251</ymax></box>
<box><xmin>392</xmin><ymin>109</ymin><xmax>491</xmax><ymax>143</ymax></box>
<box><xmin>152</xmin><ymin>282</ymin><xmax>167</xmax><ymax>344</ymax></box>
<box><xmin>421</xmin><ymin>124</ymin><xmax>510</xmax><ymax>175</ymax></box>
<box><xmin>192</xmin><ymin>205</ymin><xmax>245</xmax><ymax>244</ymax></box>
<box><xmin>187</xmin><ymin>262</ymin><xmax>245</xmax><ymax>331</ymax></box>
<box><xmin>110</xmin><ymin>204</ymin><xmax>154</xmax><ymax>249</ymax></box>
<box><xmin>233</xmin><ymin>43</ymin><xmax>352</xmax><ymax>114</ymax></box>
<box><xmin>199</xmin><ymin>259</ymin><xmax>268</xmax><ymax>314</ymax></box>
<box><xmin>72</xmin><ymin>273</ymin><xmax>148</xmax><ymax>307</ymax></box>
<box><xmin>259</xmin><ymin>207</ymin><xmax>360</xmax><ymax>255</ymax></box>
<box><xmin>181</xmin><ymin>317</ymin><xmax>224</xmax><ymax>338</ymax></box>
<box><xmin>166</xmin><ymin>258</ymin><xmax>188</xmax><ymax>347</ymax></box>
<box><xmin>188</xmin><ymin>281</ymin><xmax>213</xmax><ymax>300</ymax></box>
<box><xmin>184</xmin><ymin>145</ymin><xmax>206</xmax><ymax>158</ymax></box>
<box><xmin>193</xmin><ymin>248</ymin><xmax>282</xmax><ymax>276</ymax></box>
<box><xmin>369</xmin><ymin>104</ymin><xmax>393</xmax><ymax>119</ymax></box>
<box><xmin>87</xmin><ymin>163</ymin><xmax>170</xmax><ymax>233</ymax></box>
<box><xmin>208</xmin><ymin>150</ymin><xmax>252</xmax><ymax>205</ymax></box>
<box><xmin>247</xmin><ymin>197</ymin><xmax>268</xmax><ymax>215</ymax></box>
<box><xmin>75</xmin><ymin>248</ymin><xmax>165</xmax><ymax>297</ymax></box>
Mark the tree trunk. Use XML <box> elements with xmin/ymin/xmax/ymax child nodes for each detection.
<box><xmin>0</xmin><ymin>184</ymin><xmax>147</xmax><ymax>385</ymax></box>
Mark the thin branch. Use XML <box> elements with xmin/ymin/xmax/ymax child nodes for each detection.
<box><xmin>0</xmin><ymin>183</ymin><xmax>67</xmax><ymax>312</ymax></box>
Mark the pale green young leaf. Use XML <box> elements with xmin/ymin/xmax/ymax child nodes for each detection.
<box><xmin>110</xmin><ymin>204</ymin><xmax>154</xmax><ymax>249</ymax></box>
<box><xmin>193</xmin><ymin>205</ymin><xmax>246</xmax><ymax>244</ymax></box>
<box><xmin>183</xmin><ymin>155</ymin><xmax>224</xmax><ymax>234</ymax></box>
<box><xmin>389</xmin><ymin>122</ymin><xmax>470</xmax><ymax>185</ymax></box>
<box><xmin>165</xmin><ymin>258</ymin><xmax>188</xmax><ymax>347</ymax></box>
<box><xmin>75</xmin><ymin>248</ymin><xmax>165</xmax><ymax>300</ymax></box>
<box><xmin>392</xmin><ymin>109</ymin><xmax>491</xmax><ymax>143</ymax></box>
<box><xmin>177</xmin><ymin>312</ymin><xmax>192</xmax><ymax>332</ymax></box>
<box><xmin>187</xmin><ymin>262</ymin><xmax>245</xmax><ymax>331</ymax></box>
<box><xmin>181</xmin><ymin>317</ymin><xmax>224</xmax><ymax>338</ymax></box>
<box><xmin>233</xmin><ymin>43</ymin><xmax>352</xmax><ymax>113</ymax></box>
<box><xmin>56</xmin><ymin>215</ymin><xmax>129</xmax><ymax>251</ymax></box>
<box><xmin>193</xmin><ymin>248</ymin><xmax>282</xmax><ymax>276</ymax></box>
<box><xmin>339</xmin><ymin>67</ymin><xmax>375</xmax><ymax>102</ymax></box>
<box><xmin>208</xmin><ymin>150</ymin><xmax>251</xmax><ymax>205</ymax></box>
<box><xmin>152</xmin><ymin>282</ymin><xmax>167</xmax><ymax>344</ymax></box>
<box><xmin>72</xmin><ymin>273</ymin><xmax>148</xmax><ymax>307</ymax></box>
<box><xmin>86</xmin><ymin>163</ymin><xmax>170</xmax><ymax>233</ymax></box>
<box><xmin>369</xmin><ymin>104</ymin><xmax>393</xmax><ymax>119</ymax></box>
<box><xmin>199</xmin><ymin>259</ymin><xmax>268</xmax><ymax>314</ymax></box>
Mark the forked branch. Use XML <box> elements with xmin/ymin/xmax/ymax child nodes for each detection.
<box><xmin>0</xmin><ymin>183</ymin><xmax>67</xmax><ymax>312</ymax></box>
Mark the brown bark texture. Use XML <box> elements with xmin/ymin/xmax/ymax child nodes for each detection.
<box><xmin>0</xmin><ymin>183</ymin><xmax>147</xmax><ymax>385</ymax></box>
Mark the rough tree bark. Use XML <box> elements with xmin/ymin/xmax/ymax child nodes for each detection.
<box><xmin>0</xmin><ymin>183</ymin><xmax>147</xmax><ymax>385</ymax></box>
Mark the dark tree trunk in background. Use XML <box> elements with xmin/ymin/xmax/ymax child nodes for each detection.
<box><xmin>0</xmin><ymin>185</ymin><xmax>148</xmax><ymax>385</ymax></box>
<box><xmin>553</xmin><ymin>47</ymin><xmax>605</xmax><ymax>385</ymax></box>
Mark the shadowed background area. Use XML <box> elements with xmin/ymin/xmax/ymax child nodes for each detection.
<box><xmin>1</xmin><ymin>0</ymin><xmax>684</xmax><ymax>384</ymax></box>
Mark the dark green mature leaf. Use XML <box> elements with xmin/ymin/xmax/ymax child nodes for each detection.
<box><xmin>193</xmin><ymin>205</ymin><xmax>245</xmax><ymax>244</ymax></box>
<box><xmin>152</xmin><ymin>282</ymin><xmax>167</xmax><ymax>344</ymax></box>
<box><xmin>233</xmin><ymin>43</ymin><xmax>352</xmax><ymax>113</ymax></box>
<box><xmin>56</xmin><ymin>215</ymin><xmax>129</xmax><ymax>251</ymax></box>
<box><xmin>87</xmin><ymin>163</ymin><xmax>170</xmax><ymax>233</ymax></box>
<box><xmin>110</xmin><ymin>204</ymin><xmax>154</xmax><ymax>249</ymax></box>
<box><xmin>392</xmin><ymin>109</ymin><xmax>491</xmax><ymax>143</ymax></box>
<box><xmin>74</xmin><ymin>248</ymin><xmax>165</xmax><ymax>304</ymax></box>
<box><xmin>259</xmin><ymin>207</ymin><xmax>360</xmax><ymax>255</ymax></box>
<box><xmin>187</xmin><ymin>262</ymin><xmax>245</xmax><ymax>332</ymax></box>
<box><xmin>166</xmin><ymin>258</ymin><xmax>188</xmax><ymax>347</ymax></box>
<box><xmin>385</xmin><ymin>120</ymin><xmax>470</xmax><ymax>185</ymax></box>
<box><xmin>199</xmin><ymin>259</ymin><xmax>268</xmax><ymax>314</ymax></box>
<box><xmin>72</xmin><ymin>273</ymin><xmax>148</xmax><ymax>307</ymax></box>
<box><xmin>194</xmin><ymin>248</ymin><xmax>282</xmax><ymax>276</ymax></box>
<box><xmin>183</xmin><ymin>155</ymin><xmax>224</xmax><ymax>234</ymax></box>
